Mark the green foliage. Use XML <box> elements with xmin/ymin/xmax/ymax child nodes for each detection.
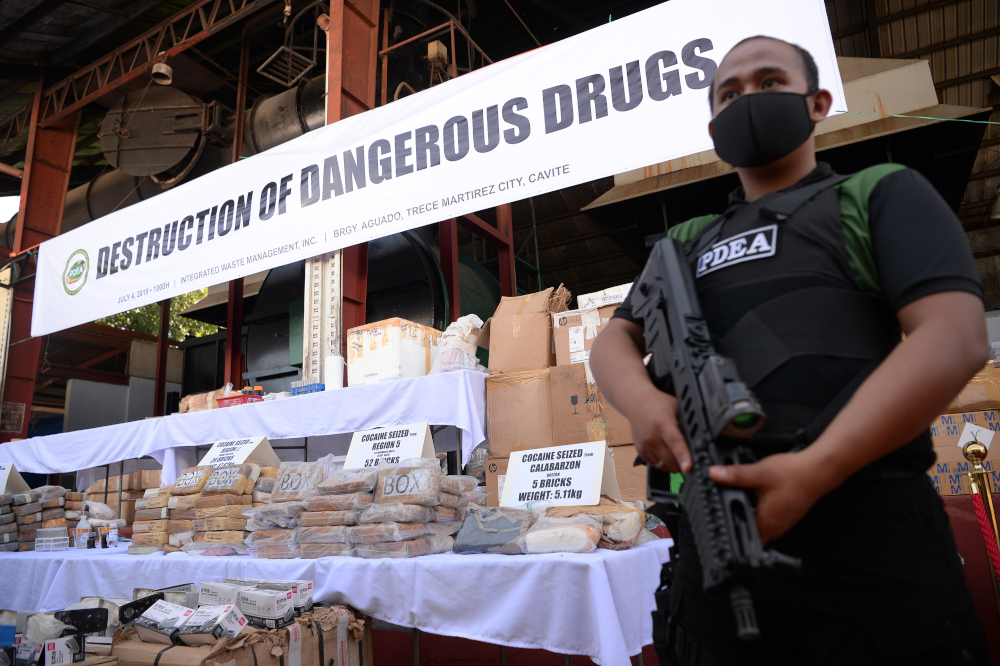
<box><xmin>95</xmin><ymin>289</ymin><xmax>219</xmax><ymax>340</ymax></box>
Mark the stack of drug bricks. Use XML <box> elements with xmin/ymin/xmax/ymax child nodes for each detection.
<box><xmin>64</xmin><ymin>491</ymin><xmax>85</xmax><ymax>544</ymax></box>
<box><xmin>244</xmin><ymin>456</ymin><xmax>487</xmax><ymax>559</ymax></box>
<box><xmin>0</xmin><ymin>493</ymin><xmax>14</xmax><ymax>551</ymax></box>
<box><xmin>8</xmin><ymin>486</ymin><xmax>69</xmax><ymax>551</ymax></box>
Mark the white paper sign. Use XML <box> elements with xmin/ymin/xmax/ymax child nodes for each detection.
<box><xmin>957</xmin><ymin>423</ymin><xmax>994</xmax><ymax>451</ymax></box>
<box><xmin>198</xmin><ymin>436</ymin><xmax>281</xmax><ymax>468</ymax></box>
<box><xmin>0</xmin><ymin>462</ymin><xmax>30</xmax><ymax>494</ymax></box>
<box><xmin>501</xmin><ymin>441</ymin><xmax>620</xmax><ymax>508</ymax></box>
<box><xmin>344</xmin><ymin>422</ymin><xmax>435</xmax><ymax>469</ymax></box>
<box><xmin>30</xmin><ymin>0</ymin><xmax>845</xmax><ymax>336</ymax></box>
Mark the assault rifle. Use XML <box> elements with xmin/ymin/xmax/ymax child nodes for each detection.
<box><xmin>630</xmin><ymin>237</ymin><xmax>801</xmax><ymax>640</ymax></box>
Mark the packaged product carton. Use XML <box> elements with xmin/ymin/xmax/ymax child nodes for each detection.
<box><xmin>576</xmin><ymin>283</ymin><xmax>633</xmax><ymax>309</ymax></box>
<box><xmin>177</xmin><ymin>605</ymin><xmax>247</xmax><ymax>645</ymax></box>
<box><xmin>550</xmin><ymin>305</ymin><xmax>617</xmax><ymax>367</ymax></box>
<box><xmin>486</xmin><ymin>369</ymin><xmax>553</xmax><ymax>457</ymax></box>
<box><xmin>256</xmin><ymin>581</ymin><xmax>314</xmax><ymax>616</ymax></box>
<box><xmin>346</xmin><ymin>318</ymin><xmax>442</xmax><ymax>386</ymax></box>
<box><xmin>479</xmin><ymin>289</ymin><xmax>555</xmax><ymax>373</ymax></box>
<box><xmin>548</xmin><ymin>363</ymin><xmax>632</xmax><ymax>447</ymax></box>
<box><xmin>236</xmin><ymin>589</ymin><xmax>294</xmax><ymax>630</ymax></box>
<box><xmin>133</xmin><ymin>601</ymin><xmax>195</xmax><ymax>644</ymax></box>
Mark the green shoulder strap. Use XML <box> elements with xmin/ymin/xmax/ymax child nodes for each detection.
<box><xmin>667</xmin><ymin>214</ymin><xmax>721</xmax><ymax>246</ymax></box>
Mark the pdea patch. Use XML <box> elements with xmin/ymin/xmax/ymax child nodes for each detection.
<box><xmin>696</xmin><ymin>224</ymin><xmax>777</xmax><ymax>277</ymax></box>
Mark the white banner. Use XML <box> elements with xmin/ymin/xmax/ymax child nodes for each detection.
<box><xmin>31</xmin><ymin>0</ymin><xmax>844</xmax><ymax>336</ymax></box>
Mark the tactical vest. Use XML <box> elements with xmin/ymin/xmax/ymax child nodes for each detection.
<box><xmin>680</xmin><ymin>172</ymin><xmax>931</xmax><ymax>475</ymax></box>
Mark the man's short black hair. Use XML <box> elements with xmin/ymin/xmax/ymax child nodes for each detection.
<box><xmin>708</xmin><ymin>36</ymin><xmax>819</xmax><ymax>109</ymax></box>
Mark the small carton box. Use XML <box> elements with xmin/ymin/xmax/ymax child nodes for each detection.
<box><xmin>550</xmin><ymin>305</ymin><xmax>617</xmax><ymax>367</ymax></box>
<box><xmin>198</xmin><ymin>582</ymin><xmax>253</xmax><ymax>608</ymax></box>
<box><xmin>236</xmin><ymin>589</ymin><xmax>294</xmax><ymax>630</ymax></box>
<box><xmin>576</xmin><ymin>283</ymin><xmax>633</xmax><ymax>309</ymax></box>
<box><xmin>480</xmin><ymin>289</ymin><xmax>555</xmax><ymax>373</ymax></box>
<box><xmin>929</xmin><ymin>410</ymin><xmax>1000</xmax><ymax>448</ymax></box>
<box><xmin>548</xmin><ymin>363</ymin><xmax>633</xmax><ymax>447</ymax></box>
<box><xmin>486</xmin><ymin>369</ymin><xmax>553</xmax><ymax>458</ymax></box>
<box><xmin>346</xmin><ymin>318</ymin><xmax>442</xmax><ymax>386</ymax></box>
<box><xmin>258</xmin><ymin>580</ymin><xmax>313</xmax><ymax>616</ymax></box>
<box><xmin>484</xmin><ymin>458</ymin><xmax>509</xmax><ymax>508</ymax></box>
<box><xmin>133</xmin><ymin>601</ymin><xmax>195</xmax><ymax>645</ymax></box>
<box><xmin>177</xmin><ymin>605</ymin><xmax>247</xmax><ymax>646</ymax></box>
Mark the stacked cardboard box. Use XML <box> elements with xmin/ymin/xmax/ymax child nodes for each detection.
<box><xmin>927</xmin><ymin>409</ymin><xmax>1000</xmax><ymax>496</ymax></box>
<box><xmin>481</xmin><ymin>285</ymin><xmax>644</xmax><ymax>505</ymax></box>
<box><xmin>86</xmin><ymin>470</ymin><xmax>160</xmax><ymax>529</ymax></box>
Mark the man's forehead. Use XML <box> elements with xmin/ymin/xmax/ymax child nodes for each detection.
<box><xmin>716</xmin><ymin>39</ymin><xmax>804</xmax><ymax>81</ymax></box>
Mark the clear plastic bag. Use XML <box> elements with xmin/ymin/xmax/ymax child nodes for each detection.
<box><xmin>517</xmin><ymin>515</ymin><xmax>602</xmax><ymax>554</ymax></box>
<box><xmin>244</xmin><ymin>529</ymin><xmax>297</xmax><ymax>547</ymax></box>
<box><xmin>303</xmin><ymin>493</ymin><xmax>372</xmax><ymax>511</ymax></box>
<box><xmin>429</xmin><ymin>314</ymin><xmax>486</xmax><ymax>375</ymax></box>
<box><xmin>168</xmin><ymin>530</ymin><xmax>195</xmax><ymax>547</ymax></box>
<box><xmin>171</xmin><ymin>466</ymin><xmax>214</xmax><ymax>495</ymax></box>
<box><xmin>432</xmin><ymin>505</ymin><xmax>459</xmax><ymax>522</ymax></box>
<box><xmin>355</xmin><ymin>534</ymin><xmax>454</xmax><ymax>559</ymax></box>
<box><xmin>317</xmin><ymin>468</ymin><xmax>379</xmax><ymax>494</ymax></box>
<box><xmin>358</xmin><ymin>503</ymin><xmax>434</xmax><ymax>524</ymax></box>
<box><xmin>181</xmin><ymin>541</ymin><xmax>248</xmax><ymax>556</ymax></box>
<box><xmin>440</xmin><ymin>476</ymin><xmax>479</xmax><ymax>495</ymax></box>
<box><xmin>202</xmin><ymin>464</ymin><xmax>259</xmax><ymax>495</ymax></box>
<box><xmin>33</xmin><ymin>486</ymin><xmax>67</xmax><ymax>503</ymax></box>
<box><xmin>439</xmin><ymin>488</ymin><xmax>487</xmax><ymax>510</ymax></box>
<box><xmin>374</xmin><ymin>465</ymin><xmax>441</xmax><ymax>506</ymax></box>
<box><xmin>294</xmin><ymin>525</ymin><xmax>350</xmax><ymax>544</ymax></box>
<box><xmin>298</xmin><ymin>510</ymin><xmax>361</xmax><ymax>527</ymax></box>
<box><xmin>242</xmin><ymin>502</ymin><xmax>305</xmax><ymax>528</ymax></box>
<box><xmin>345</xmin><ymin>521</ymin><xmax>458</xmax><ymax>544</ymax></box>
<box><xmin>253</xmin><ymin>477</ymin><xmax>275</xmax><ymax>493</ymax></box>
<box><xmin>83</xmin><ymin>501</ymin><xmax>117</xmax><ymax>520</ymax></box>
<box><xmin>249</xmin><ymin>544</ymin><xmax>299</xmax><ymax>559</ymax></box>
<box><xmin>452</xmin><ymin>505</ymin><xmax>536</xmax><ymax>555</ymax></box>
<box><xmin>298</xmin><ymin>542</ymin><xmax>354</xmax><ymax>559</ymax></box>
<box><xmin>271</xmin><ymin>455</ymin><xmax>333</xmax><ymax>502</ymax></box>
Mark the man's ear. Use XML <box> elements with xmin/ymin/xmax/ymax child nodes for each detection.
<box><xmin>708</xmin><ymin>120</ymin><xmax>714</xmax><ymax>140</ymax></box>
<box><xmin>809</xmin><ymin>89</ymin><xmax>834</xmax><ymax>123</ymax></box>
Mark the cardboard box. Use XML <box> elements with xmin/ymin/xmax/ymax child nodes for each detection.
<box><xmin>551</xmin><ymin>305</ymin><xmax>617</xmax><ymax>367</ymax></box>
<box><xmin>133</xmin><ymin>601</ymin><xmax>195</xmax><ymax>645</ymax></box>
<box><xmin>945</xmin><ymin>361</ymin><xmax>1000</xmax><ymax>414</ymax></box>
<box><xmin>929</xmin><ymin>410</ymin><xmax>1000</xmax><ymax>449</ymax></box>
<box><xmin>486</xmin><ymin>369</ymin><xmax>553</xmax><ymax>458</ymax></box>
<box><xmin>257</xmin><ymin>581</ymin><xmax>314</xmax><ymax>616</ymax></box>
<box><xmin>136</xmin><ymin>470</ymin><xmax>161</xmax><ymax>490</ymax></box>
<box><xmin>608</xmin><ymin>445</ymin><xmax>649</xmax><ymax>504</ymax></box>
<box><xmin>548</xmin><ymin>364</ymin><xmax>633</xmax><ymax>447</ymax></box>
<box><xmin>112</xmin><ymin>607</ymin><xmax>371</xmax><ymax>666</ymax></box>
<box><xmin>484</xmin><ymin>457</ymin><xmax>509</xmax><ymax>507</ymax></box>
<box><xmin>177</xmin><ymin>605</ymin><xmax>247</xmax><ymax>646</ymax></box>
<box><xmin>236</xmin><ymin>589</ymin><xmax>294</xmax><ymax>630</ymax></box>
<box><xmin>346</xmin><ymin>318</ymin><xmax>442</xmax><ymax>386</ymax></box>
<box><xmin>577</xmin><ymin>283</ymin><xmax>633</xmax><ymax>309</ymax></box>
<box><xmin>480</xmin><ymin>289</ymin><xmax>555</xmax><ymax>373</ymax></box>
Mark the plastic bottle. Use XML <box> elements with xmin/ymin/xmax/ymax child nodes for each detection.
<box><xmin>108</xmin><ymin>525</ymin><xmax>119</xmax><ymax>547</ymax></box>
<box><xmin>74</xmin><ymin>513</ymin><xmax>90</xmax><ymax>550</ymax></box>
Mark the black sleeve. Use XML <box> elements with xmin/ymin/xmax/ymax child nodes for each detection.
<box><xmin>869</xmin><ymin>168</ymin><xmax>983</xmax><ymax>312</ymax></box>
<box><xmin>612</xmin><ymin>281</ymin><xmax>641</xmax><ymax>324</ymax></box>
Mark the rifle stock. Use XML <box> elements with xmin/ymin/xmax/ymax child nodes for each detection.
<box><xmin>631</xmin><ymin>237</ymin><xmax>800</xmax><ymax>640</ymax></box>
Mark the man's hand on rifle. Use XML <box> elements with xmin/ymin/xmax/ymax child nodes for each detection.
<box><xmin>629</xmin><ymin>387</ymin><xmax>693</xmax><ymax>474</ymax></box>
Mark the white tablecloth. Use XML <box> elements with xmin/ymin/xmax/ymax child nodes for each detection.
<box><xmin>0</xmin><ymin>539</ymin><xmax>671</xmax><ymax>666</ymax></box>
<box><xmin>0</xmin><ymin>370</ymin><xmax>486</xmax><ymax>474</ymax></box>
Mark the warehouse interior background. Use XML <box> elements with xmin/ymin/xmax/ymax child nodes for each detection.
<box><xmin>0</xmin><ymin>0</ymin><xmax>998</xmax><ymax>439</ymax></box>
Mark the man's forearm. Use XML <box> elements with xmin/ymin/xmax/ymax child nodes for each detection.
<box><xmin>590</xmin><ymin>321</ymin><xmax>657</xmax><ymax>421</ymax></box>
<box><xmin>797</xmin><ymin>293</ymin><xmax>987</xmax><ymax>494</ymax></box>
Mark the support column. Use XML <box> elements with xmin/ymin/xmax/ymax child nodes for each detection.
<box><xmin>154</xmin><ymin>299</ymin><xmax>170</xmax><ymax>416</ymax></box>
<box><xmin>496</xmin><ymin>203</ymin><xmax>517</xmax><ymax>296</ymax></box>
<box><xmin>0</xmin><ymin>84</ymin><xmax>79</xmax><ymax>443</ymax></box>
<box><xmin>439</xmin><ymin>218</ymin><xmax>460</xmax><ymax>322</ymax></box>
<box><xmin>224</xmin><ymin>277</ymin><xmax>244</xmax><ymax>388</ymax></box>
<box><xmin>304</xmin><ymin>0</ymin><xmax>378</xmax><ymax>382</ymax></box>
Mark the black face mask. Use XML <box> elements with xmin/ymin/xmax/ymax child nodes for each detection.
<box><xmin>711</xmin><ymin>92</ymin><xmax>815</xmax><ymax>168</ymax></box>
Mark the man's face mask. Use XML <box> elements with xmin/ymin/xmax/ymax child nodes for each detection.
<box><xmin>711</xmin><ymin>92</ymin><xmax>816</xmax><ymax>168</ymax></box>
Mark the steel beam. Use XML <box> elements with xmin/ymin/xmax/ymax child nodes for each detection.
<box><xmin>225</xmin><ymin>277</ymin><xmax>244</xmax><ymax>388</ymax></box>
<box><xmin>0</xmin><ymin>0</ymin><xmax>278</xmax><ymax>151</ymax></box>
<box><xmin>496</xmin><ymin>204</ymin><xmax>517</xmax><ymax>297</ymax></box>
<box><xmin>439</xmin><ymin>218</ymin><xmax>461</xmax><ymax>322</ymax></box>
<box><xmin>154</xmin><ymin>299</ymin><xmax>170</xmax><ymax>416</ymax></box>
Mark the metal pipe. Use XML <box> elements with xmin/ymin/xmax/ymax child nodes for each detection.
<box><xmin>0</xmin><ymin>162</ymin><xmax>23</xmax><ymax>179</ymax></box>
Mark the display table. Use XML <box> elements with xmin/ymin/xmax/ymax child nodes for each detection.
<box><xmin>0</xmin><ymin>539</ymin><xmax>671</xmax><ymax>666</ymax></box>
<box><xmin>0</xmin><ymin>370</ymin><xmax>487</xmax><ymax>475</ymax></box>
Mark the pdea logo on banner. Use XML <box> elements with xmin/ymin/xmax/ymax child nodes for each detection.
<box><xmin>62</xmin><ymin>249</ymin><xmax>89</xmax><ymax>295</ymax></box>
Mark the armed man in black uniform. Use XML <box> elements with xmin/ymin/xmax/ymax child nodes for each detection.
<box><xmin>590</xmin><ymin>36</ymin><xmax>989</xmax><ymax>665</ymax></box>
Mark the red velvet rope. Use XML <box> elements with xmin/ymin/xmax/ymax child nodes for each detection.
<box><xmin>971</xmin><ymin>491</ymin><xmax>1000</xmax><ymax>581</ymax></box>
